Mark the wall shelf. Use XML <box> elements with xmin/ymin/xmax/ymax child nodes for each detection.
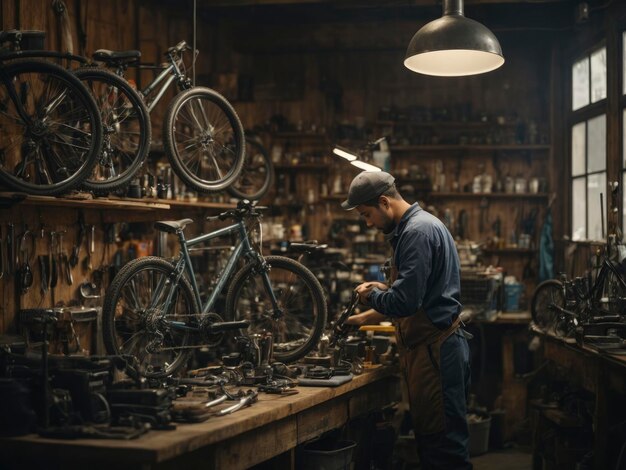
<box><xmin>391</xmin><ymin>144</ymin><xmax>551</xmax><ymax>152</ymax></box>
<box><xmin>427</xmin><ymin>192</ymin><xmax>549</xmax><ymax>200</ymax></box>
<box><xmin>275</xmin><ymin>163</ymin><xmax>329</xmax><ymax>172</ymax></box>
<box><xmin>377</xmin><ymin>120</ymin><xmax>520</xmax><ymax>128</ymax></box>
<box><xmin>272</xmin><ymin>132</ymin><xmax>329</xmax><ymax>140</ymax></box>
<box><xmin>0</xmin><ymin>192</ymin><xmax>236</xmax><ymax>211</ymax></box>
<box><xmin>482</xmin><ymin>248</ymin><xmax>537</xmax><ymax>254</ymax></box>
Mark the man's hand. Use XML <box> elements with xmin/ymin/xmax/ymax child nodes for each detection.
<box><xmin>345</xmin><ymin>309</ymin><xmax>388</xmax><ymax>326</ymax></box>
<box><xmin>354</xmin><ymin>281</ymin><xmax>388</xmax><ymax>305</ymax></box>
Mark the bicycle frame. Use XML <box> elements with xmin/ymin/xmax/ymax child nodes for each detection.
<box><xmin>133</xmin><ymin>50</ymin><xmax>190</xmax><ymax>114</ymax></box>
<box><xmin>556</xmin><ymin>258</ymin><xmax>626</xmax><ymax>321</ymax></box>
<box><xmin>161</xmin><ymin>219</ymin><xmax>281</xmax><ymax>332</ymax></box>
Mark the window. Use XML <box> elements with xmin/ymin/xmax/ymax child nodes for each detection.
<box><xmin>570</xmin><ymin>46</ymin><xmax>607</xmax><ymax>241</ymax></box>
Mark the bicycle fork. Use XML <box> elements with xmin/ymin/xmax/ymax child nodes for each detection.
<box><xmin>255</xmin><ymin>257</ymin><xmax>285</xmax><ymax>321</ymax></box>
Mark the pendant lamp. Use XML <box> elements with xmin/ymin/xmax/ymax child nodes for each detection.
<box><xmin>404</xmin><ymin>0</ymin><xmax>504</xmax><ymax>77</ymax></box>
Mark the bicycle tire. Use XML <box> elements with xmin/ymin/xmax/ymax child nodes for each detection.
<box><xmin>226</xmin><ymin>137</ymin><xmax>274</xmax><ymax>201</ymax></box>
<box><xmin>0</xmin><ymin>59</ymin><xmax>102</xmax><ymax>195</ymax></box>
<box><xmin>102</xmin><ymin>256</ymin><xmax>199</xmax><ymax>379</ymax></box>
<box><xmin>163</xmin><ymin>86</ymin><xmax>245</xmax><ymax>193</ymax></box>
<box><xmin>225</xmin><ymin>255</ymin><xmax>327</xmax><ymax>363</ymax></box>
<box><xmin>531</xmin><ymin>279</ymin><xmax>564</xmax><ymax>329</ymax></box>
<box><xmin>596</xmin><ymin>264</ymin><xmax>626</xmax><ymax>315</ymax></box>
<box><xmin>74</xmin><ymin>68</ymin><xmax>151</xmax><ymax>195</ymax></box>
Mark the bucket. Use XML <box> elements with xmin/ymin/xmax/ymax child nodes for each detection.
<box><xmin>298</xmin><ymin>438</ymin><xmax>357</xmax><ymax>470</ymax></box>
<box><xmin>468</xmin><ymin>412</ymin><xmax>491</xmax><ymax>456</ymax></box>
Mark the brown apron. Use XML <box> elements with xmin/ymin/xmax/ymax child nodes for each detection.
<box><xmin>395</xmin><ymin>312</ymin><xmax>461</xmax><ymax>436</ymax></box>
<box><xmin>386</xmin><ymin>257</ymin><xmax>461</xmax><ymax>436</ymax></box>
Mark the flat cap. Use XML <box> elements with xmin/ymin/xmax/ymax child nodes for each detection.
<box><xmin>341</xmin><ymin>171</ymin><xmax>395</xmax><ymax>210</ymax></box>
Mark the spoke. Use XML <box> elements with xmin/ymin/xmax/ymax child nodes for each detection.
<box><xmin>45</xmin><ymin>137</ymin><xmax>92</xmax><ymax>152</ymax></box>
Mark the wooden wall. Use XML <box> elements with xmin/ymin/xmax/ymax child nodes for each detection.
<box><xmin>0</xmin><ymin>0</ymin><xmax>590</xmax><ymax>337</ymax></box>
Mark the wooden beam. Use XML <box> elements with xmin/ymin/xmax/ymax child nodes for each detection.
<box><xmin>199</xmin><ymin>0</ymin><xmax>570</xmax><ymax>6</ymax></box>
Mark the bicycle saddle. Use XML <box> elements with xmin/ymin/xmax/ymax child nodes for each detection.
<box><xmin>154</xmin><ymin>219</ymin><xmax>194</xmax><ymax>233</ymax></box>
<box><xmin>93</xmin><ymin>49</ymin><xmax>141</xmax><ymax>65</ymax></box>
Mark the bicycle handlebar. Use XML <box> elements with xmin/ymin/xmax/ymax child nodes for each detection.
<box><xmin>206</xmin><ymin>200</ymin><xmax>267</xmax><ymax>222</ymax></box>
<box><xmin>167</xmin><ymin>40</ymin><xmax>190</xmax><ymax>56</ymax></box>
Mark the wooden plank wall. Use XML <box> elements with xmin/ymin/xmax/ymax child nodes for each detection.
<box><xmin>0</xmin><ymin>1</ymin><xmax>564</xmax><ymax>338</ymax></box>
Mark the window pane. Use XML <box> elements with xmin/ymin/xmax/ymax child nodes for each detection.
<box><xmin>572</xmin><ymin>57</ymin><xmax>590</xmax><ymax>110</ymax></box>
<box><xmin>590</xmin><ymin>47</ymin><xmax>606</xmax><ymax>103</ymax></box>
<box><xmin>572</xmin><ymin>122</ymin><xmax>586</xmax><ymax>176</ymax></box>
<box><xmin>572</xmin><ymin>177</ymin><xmax>587</xmax><ymax>241</ymax></box>
<box><xmin>588</xmin><ymin>172</ymin><xmax>606</xmax><ymax>241</ymax></box>
<box><xmin>587</xmin><ymin>114</ymin><xmax>606</xmax><ymax>173</ymax></box>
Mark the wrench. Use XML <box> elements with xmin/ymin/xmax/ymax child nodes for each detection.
<box><xmin>50</xmin><ymin>232</ymin><xmax>58</xmax><ymax>289</ymax></box>
<box><xmin>216</xmin><ymin>390</ymin><xmax>258</xmax><ymax>416</ymax></box>
<box><xmin>70</xmin><ymin>213</ymin><xmax>85</xmax><ymax>267</ymax></box>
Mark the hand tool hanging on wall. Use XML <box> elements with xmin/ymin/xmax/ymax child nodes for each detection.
<box><xmin>39</xmin><ymin>255</ymin><xmax>48</xmax><ymax>295</ymax></box>
<box><xmin>83</xmin><ymin>225</ymin><xmax>94</xmax><ymax>271</ymax></box>
<box><xmin>58</xmin><ymin>232</ymin><xmax>73</xmax><ymax>286</ymax></box>
<box><xmin>50</xmin><ymin>232</ymin><xmax>58</xmax><ymax>290</ymax></box>
<box><xmin>52</xmin><ymin>0</ymin><xmax>73</xmax><ymax>54</ymax></box>
<box><xmin>19</xmin><ymin>229</ymin><xmax>34</xmax><ymax>294</ymax></box>
<box><xmin>70</xmin><ymin>212</ymin><xmax>85</xmax><ymax>268</ymax></box>
<box><xmin>7</xmin><ymin>223</ymin><xmax>14</xmax><ymax>277</ymax></box>
<box><xmin>75</xmin><ymin>0</ymin><xmax>88</xmax><ymax>56</ymax></box>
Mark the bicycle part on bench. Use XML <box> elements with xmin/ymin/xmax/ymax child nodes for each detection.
<box><xmin>216</xmin><ymin>390</ymin><xmax>258</xmax><ymax>416</ymax></box>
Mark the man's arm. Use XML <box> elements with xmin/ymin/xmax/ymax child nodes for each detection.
<box><xmin>369</xmin><ymin>230</ymin><xmax>432</xmax><ymax>316</ymax></box>
<box><xmin>345</xmin><ymin>308</ymin><xmax>388</xmax><ymax>326</ymax></box>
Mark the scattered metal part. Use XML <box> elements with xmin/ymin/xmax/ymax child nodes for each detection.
<box><xmin>216</xmin><ymin>390</ymin><xmax>258</xmax><ymax>416</ymax></box>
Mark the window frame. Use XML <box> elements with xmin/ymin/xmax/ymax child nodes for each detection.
<box><xmin>569</xmin><ymin>42</ymin><xmax>608</xmax><ymax>242</ymax></box>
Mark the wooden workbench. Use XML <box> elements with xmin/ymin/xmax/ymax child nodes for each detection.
<box><xmin>532</xmin><ymin>326</ymin><xmax>626</xmax><ymax>470</ymax></box>
<box><xmin>1</xmin><ymin>366</ymin><xmax>399</xmax><ymax>470</ymax></box>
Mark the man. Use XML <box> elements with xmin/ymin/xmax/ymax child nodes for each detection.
<box><xmin>341</xmin><ymin>171</ymin><xmax>472</xmax><ymax>469</ymax></box>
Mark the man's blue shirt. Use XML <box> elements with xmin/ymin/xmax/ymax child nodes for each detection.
<box><xmin>369</xmin><ymin>203</ymin><xmax>462</xmax><ymax>328</ymax></box>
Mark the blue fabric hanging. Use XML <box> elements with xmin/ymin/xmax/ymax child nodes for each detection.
<box><xmin>539</xmin><ymin>209</ymin><xmax>554</xmax><ymax>281</ymax></box>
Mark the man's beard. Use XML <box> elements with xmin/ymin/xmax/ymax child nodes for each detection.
<box><xmin>381</xmin><ymin>216</ymin><xmax>396</xmax><ymax>234</ymax></box>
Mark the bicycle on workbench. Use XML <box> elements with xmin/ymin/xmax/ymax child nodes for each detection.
<box><xmin>531</xmin><ymin>235</ymin><xmax>626</xmax><ymax>337</ymax></box>
<box><xmin>102</xmin><ymin>200</ymin><xmax>327</xmax><ymax>378</ymax></box>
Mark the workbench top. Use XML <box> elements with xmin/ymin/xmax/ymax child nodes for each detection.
<box><xmin>1</xmin><ymin>366</ymin><xmax>399</xmax><ymax>470</ymax></box>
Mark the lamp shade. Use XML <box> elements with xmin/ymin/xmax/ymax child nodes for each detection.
<box><xmin>404</xmin><ymin>0</ymin><xmax>504</xmax><ymax>77</ymax></box>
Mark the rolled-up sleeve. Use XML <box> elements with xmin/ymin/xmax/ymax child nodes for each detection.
<box><xmin>369</xmin><ymin>230</ymin><xmax>432</xmax><ymax>317</ymax></box>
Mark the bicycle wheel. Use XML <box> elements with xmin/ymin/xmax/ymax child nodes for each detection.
<box><xmin>531</xmin><ymin>279</ymin><xmax>565</xmax><ymax>329</ymax></box>
<box><xmin>595</xmin><ymin>265</ymin><xmax>626</xmax><ymax>316</ymax></box>
<box><xmin>163</xmin><ymin>86</ymin><xmax>245</xmax><ymax>193</ymax></box>
<box><xmin>102</xmin><ymin>256</ymin><xmax>199</xmax><ymax>378</ymax></box>
<box><xmin>75</xmin><ymin>68</ymin><xmax>151</xmax><ymax>195</ymax></box>
<box><xmin>226</xmin><ymin>137</ymin><xmax>274</xmax><ymax>201</ymax></box>
<box><xmin>225</xmin><ymin>255</ymin><xmax>327</xmax><ymax>363</ymax></box>
<box><xmin>0</xmin><ymin>59</ymin><xmax>102</xmax><ymax>195</ymax></box>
